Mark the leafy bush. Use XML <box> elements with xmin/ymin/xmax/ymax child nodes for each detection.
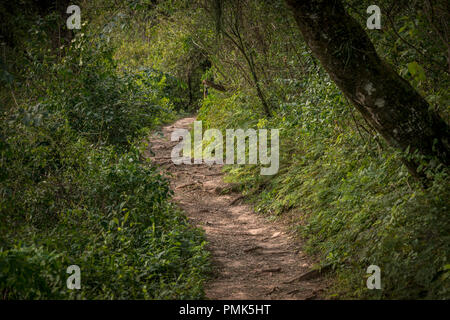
<box><xmin>1</xmin><ymin>144</ymin><xmax>209</xmax><ymax>299</ymax></box>
<box><xmin>0</xmin><ymin>3</ymin><xmax>209</xmax><ymax>299</ymax></box>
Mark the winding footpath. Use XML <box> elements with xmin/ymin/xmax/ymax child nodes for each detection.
<box><xmin>147</xmin><ymin>117</ymin><xmax>328</xmax><ymax>299</ymax></box>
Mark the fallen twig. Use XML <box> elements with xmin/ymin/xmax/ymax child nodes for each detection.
<box><xmin>243</xmin><ymin>246</ymin><xmax>262</xmax><ymax>253</ymax></box>
<box><xmin>175</xmin><ymin>182</ymin><xmax>196</xmax><ymax>189</ymax></box>
<box><xmin>283</xmin><ymin>264</ymin><xmax>332</xmax><ymax>283</ymax></box>
<box><xmin>230</xmin><ymin>195</ymin><xmax>245</xmax><ymax>205</ymax></box>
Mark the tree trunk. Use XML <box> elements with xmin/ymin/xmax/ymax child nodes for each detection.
<box><xmin>285</xmin><ymin>0</ymin><xmax>449</xmax><ymax>179</ymax></box>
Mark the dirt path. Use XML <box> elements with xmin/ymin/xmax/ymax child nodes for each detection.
<box><xmin>147</xmin><ymin>117</ymin><xmax>327</xmax><ymax>299</ymax></box>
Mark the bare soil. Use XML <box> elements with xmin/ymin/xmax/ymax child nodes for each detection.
<box><xmin>148</xmin><ymin>116</ymin><xmax>328</xmax><ymax>300</ymax></box>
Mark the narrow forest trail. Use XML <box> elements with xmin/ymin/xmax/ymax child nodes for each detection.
<box><xmin>147</xmin><ymin>117</ymin><xmax>328</xmax><ymax>299</ymax></box>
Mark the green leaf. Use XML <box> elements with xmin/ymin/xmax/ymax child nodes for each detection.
<box><xmin>407</xmin><ymin>61</ymin><xmax>420</xmax><ymax>76</ymax></box>
<box><xmin>407</xmin><ymin>61</ymin><xmax>426</xmax><ymax>82</ymax></box>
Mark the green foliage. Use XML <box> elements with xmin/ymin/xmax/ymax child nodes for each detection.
<box><xmin>0</xmin><ymin>1</ymin><xmax>209</xmax><ymax>299</ymax></box>
<box><xmin>192</xmin><ymin>0</ymin><xmax>450</xmax><ymax>299</ymax></box>
<box><xmin>198</xmin><ymin>56</ymin><xmax>449</xmax><ymax>300</ymax></box>
<box><xmin>2</xmin><ymin>0</ymin><xmax>449</xmax><ymax>300</ymax></box>
<box><xmin>112</xmin><ymin>2</ymin><xmax>209</xmax><ymax>112</ymax></box>
<box><xmin>1</xmin><ymin>144</ymin><xmax>209</xmax><ymax>299</ymax></box>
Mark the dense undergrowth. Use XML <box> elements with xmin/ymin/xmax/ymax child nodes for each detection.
<box><xmin>0</xmin><ymin>2</ymin><xmax>209</xmax><ymax>299</ymax></box>
<box><xmin>198</xmin><ymin>81</ymin><xmax>449</xmax><ymax>299</ymax></box>
<box><xmin>193</xmin><ymin>0</ymin><xmax>450</xmax><ymax>299</ymax></box>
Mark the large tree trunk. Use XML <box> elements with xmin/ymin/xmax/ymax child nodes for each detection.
<box><xmin>285</xmin><ymin>0</ymin><xmax>449</xmax><ymax>179</ymax></box>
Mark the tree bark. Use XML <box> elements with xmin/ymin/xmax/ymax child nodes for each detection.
<box><xmin>285</xmin><ymin>0</ymin><xmax>449</xmax><ymax>179</ymax></box>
